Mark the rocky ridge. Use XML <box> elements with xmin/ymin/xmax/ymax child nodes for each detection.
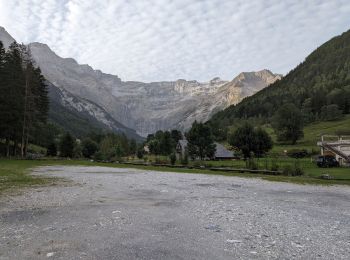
<box><xmin>0</xmin><ymin>26</ymin><xmax>281</xmax><ymax>136</ymax></box>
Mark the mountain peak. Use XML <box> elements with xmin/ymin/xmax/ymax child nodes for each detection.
<box><xmin>29</xmin><ymin>42</ymin><xmax>50</xmax><ymax>49</ymax></box>
<box><xmin>0</xmin><ymin>26</ymin><xmax>16</xmax><ymax>49</ymax></box>
<box><xmin>209</xmin><ymin>77</ymin><xmax>224</xmax><ymax>85</ymax></box>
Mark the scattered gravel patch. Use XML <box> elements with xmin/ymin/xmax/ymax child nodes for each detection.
<box><xmin>0</xmin><ymin>166</ymin><xmax>349</xmax><ymax>259</ymax></box>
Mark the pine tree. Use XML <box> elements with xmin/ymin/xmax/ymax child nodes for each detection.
<box><xmin>59</xmin><ymin>132</ymin><xmax>75</xmax><ymax>157</ymax></box>
<box><xmin>2</xmin><ymin>42</ymin><xmax>25</xmax><ymax>156</ymax></box>
<box><xmin>0</xmin><ymin>42</ymin><xmax>49</xmax><ymax>157</ymax></box>
<box><xmin>0</xmin><ymin>41</ymin><xmax>6</xmax><ymax>142</ymax></box>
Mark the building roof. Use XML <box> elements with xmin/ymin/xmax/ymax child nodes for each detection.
<box><xmin>178</xmin><ymin>140</ymin><xmax>188</xmax><ymax>147</ymax></box>
<box><xmin>177</xmin><ymin>140</ymin><xmax>234</xmax><ymax>158</ymax></box>
<box><xmin>214</xmin><ymin>142</ymin><xmax>234</xmax><ymax>158</ymax></box>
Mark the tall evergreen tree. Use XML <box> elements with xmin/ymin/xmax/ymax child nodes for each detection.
<box><xmin>0</xmin><ymin>41</ymin><xmax>6</xmax><ymax>142</ymax></box>
<box><xmin>0</xmin><ymin>42</ymin><xmax>49</xmax><ymax>157</ymax></box>
<box><xmin>59</xmin><ymin>132</ymin><xmax>75</xmax><ymax>157</ymax></box>
<box><xmin>2</xmin><ymin>42</ymin><xmax>25</xmax><ymax>156</ymax></box>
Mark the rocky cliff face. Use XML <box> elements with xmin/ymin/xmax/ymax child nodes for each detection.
<box><xmin>0</xmin><ymin>27</ymin><xmax>140</xmax><ymax>139</ymax></box>
<box><xmin>0</xmin><ymin>26</ymin><xmax>281</xmax><ymax>136</ymax></box>
<box><xmin>0</xmin><ymin>26</ymin><xmax>16</xmax><ymax>48</ymax></box>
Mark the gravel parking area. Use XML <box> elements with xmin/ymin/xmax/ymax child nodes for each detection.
<box><xmin>0</xmin><ymin>166</ymin><xmax>349</xmax><ymax>259</ymax></box>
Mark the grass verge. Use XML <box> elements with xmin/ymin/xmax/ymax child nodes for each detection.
<box><xmin>1</xmin><ymin>158</ymin><xmax>349</xmax><ymax>197</ymax></box>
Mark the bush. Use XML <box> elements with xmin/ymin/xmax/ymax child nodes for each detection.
<box><xmin>292</xmin><ymin>161</ymin><xmax>304</xmax><ymax>176</ymax></box>
<box><xmin>246</xmin><ymin>158</ymin><xmax>258</xmax><ymax>170</ymax></box>
<box><xmin>282</xmin><ymin>161</ymin><xmax>304</xmax><ymax>176</ymax></box>
<box><xmin>270</xmin><ymin>160</ymin><xmax>279</xmax><ymax>171</ymax></box>
<box><xmin>287</xmin><ymin>149</ymin><xmax>308</xmax><ymax>158</ymax></box>
<box><xmin>46</xmin><ymin>142</ymin><xmax>57</xmax><ymax>156</ymax></box>
<box><xmin>137</xmin><ymin>148</ymin><xmax>144</xmax><ymax>159</ymax></box>
<box><xmin>73</xmin><ymin>143</ymin><xmax>82</xmax><ymax>158</ymax></box>
<box><xmin>282</xmin><ymin>165</ymin><xmax>293</xmax><ymax>176</ymax></box>
<box><xmin>93</xmin><ymin>151</ymin><xmax>103</xmax><ymax>161</ymax></box>
<box><xmin>181</xmin><ymin>151</ymin><xmax>189</xmax><ymax>165</ymax></box>
<box><xmin>82</xmin><ymin>138</ymin><xmax>98</xmax><ymax>158</ymax></box>
<box><xmin>59</xmin><ymin>132</ymin><xmax>74</xmax><ymax>157</ymax></box>
<box><xmin>154</xmin><ymin>157</ymin><xmax>168</xmax><ymax>164</ymax></box>
<box><xmin>192</xmin><ymin>161</ymin><xmax>203</xmax><ymax>168</ymax></box>
<box><xmin>169</xmin><ymin>153</ymin><xmax>176</xmax><ymax>165</ymax></box>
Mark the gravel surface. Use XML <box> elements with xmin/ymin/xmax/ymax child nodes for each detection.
<box><xmin>0</xmin><ymin>166</ymin><xmax>349</xmax><ymax>260</ymax></box>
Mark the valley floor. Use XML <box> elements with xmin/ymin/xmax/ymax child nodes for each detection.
<box><xmin>1</xmin><ymin>166</ymin><xmax>349</xmax><ymax>259</ymax></box>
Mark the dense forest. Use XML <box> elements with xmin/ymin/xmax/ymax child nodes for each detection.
<box><xmin>208</xmin><ymin>29</ymin><xmax>350</xmax><ymax>140</ymax></box>
<box><xmin>0</xmin><ymin>41</ymin><xmax>49</xmax><ymax>157</ymax></box>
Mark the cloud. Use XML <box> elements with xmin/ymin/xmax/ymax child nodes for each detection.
<box><xmin>0</xmin><ymin>0</ymin><xmax>350</xmax><ymax>82</ymax></box>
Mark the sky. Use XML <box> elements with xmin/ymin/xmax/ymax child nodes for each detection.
<box><xmin>0</xmin><ymin>0</ymin><xmax>349</xmax><ymax>82</ymax></box>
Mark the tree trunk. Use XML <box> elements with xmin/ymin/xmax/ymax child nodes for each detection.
<box><xmin>5</xmin><ymin>137</ymin><xmax>10</xmax><ymax>157</ymax></box>
<box><xmin>13</xmin><ymin>139</ymin><xmax>18</xmax><ymax>156</ymax></box>
<box><xmin>21</xmin><ymin>78</ymin><xmax>29</xmax><ymax>158</ymax></box>
<box><xmin>24</xmin><ymin>132</ymin><xmax>29</xmax><ymax>157</ymax></box>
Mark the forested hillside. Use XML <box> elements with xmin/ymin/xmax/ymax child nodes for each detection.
<box><xmin>209</xmin><ymin>29</ymin><xmax>350</xmax><ymax>137</ymax></box>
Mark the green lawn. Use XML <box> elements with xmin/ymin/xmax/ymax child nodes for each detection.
<box><xmin>267</xmin><ymin>115</ymin><xmax>350</xmax><ymax>154</ymax></box>
<box><xmin>193</xmin><ymin>158</ymin><xmax>349</xmax><ymax>179</ymax></box>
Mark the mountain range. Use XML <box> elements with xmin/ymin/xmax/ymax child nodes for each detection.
<box><xmin>0</xmin><ymin>26</ymin><xmax>281</xmax><ymax>138</ymax></box>
<box><xmin>209</xmin><ymin>28</ymin><xmax>350</xmax><ymax>133</ymax></box>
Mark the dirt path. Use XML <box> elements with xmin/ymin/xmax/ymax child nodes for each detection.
<box><xmin>1</xmin><ymin>166</ymin><xmax>349</xmax><ymax>259</ymax></box>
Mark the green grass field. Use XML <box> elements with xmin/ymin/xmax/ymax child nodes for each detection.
<box><xmin>266</xmin><ymin>115</ymin><xmax>350</xmax><ymax>153</ymax></box>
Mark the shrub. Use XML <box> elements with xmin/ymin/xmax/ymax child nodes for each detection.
<box><xmin>287</xmin><ymin>149</ymin><xmax>308</xmax><ymax>158</ymax></box>
<box><xmin>82</xmin><ymin>138</ymin><xmax>98</xmax><ymax>158</ymax></box>
<box><xmin>270</xmin><ymin>160</ymin><xmax>279</xmax><ymax>171</ymax></box>
<box><xmin>73</xmin><ymin>143</ymin><xmax>82</xmax><ymax>158</ymax></box>
<box><xmin>59</xmin><ymin>132</ymin><xmax>74</xmax><ymax>158</ymax></box>
<box><xmin>282</xmin><ymin>161</ymin><xmax>304</xmax><ymax>176</ymax></box>
<box><xmin>46</xmin><ymin>142</ymin><xmax>57</xmax><ymax>156</ymax></box>
<box><xmin>192</xmin><ymin>161</ymin><xmax>203</xmax><ymax>168</ymax></box>
<box><xmin>94</xmin><ymin>151</ymin><xmax>105</xmax><ymax>161</ymax></box>
<box><xmin>310</xmin><ymin>148</ymin><xmax>319</xmax><ymax>155</ymax></box>
<box><xmin>137</xmin><ymin>148</ymin><xmax>144</xmax><ymax>159</ymax></box>
<box><xmin>154</xmin><ymin>157</ymin><xmax>168</xmax><ymax>164</ymax></box>
<box><xmin>292</xmin><ymin>161</ymin><xmax>304</xmax><ymax>176</ymax></box>
<box><xmin>181</xmin><ymin>151</ymin><xmax>189</xmax><ymax>165</ymax></box>
<box><xmin>246</xmin><ymin>158</ymin><xmax>258</xmax><ymax>170</ymax></box>
<box><xmin>282</xmin><ymin>165</ymin><xmax>293</xmax><ymax>176</ymax></box>
<box><xmin>169</xmin><ymin>153</ymin><xmax>176</xmax><ymax>165</ymax></box>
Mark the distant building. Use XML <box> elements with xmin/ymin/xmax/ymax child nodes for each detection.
<box><xmin>143</xmin><ymin>145</ymin><xmax>150</xmax><ymax>153</ymax></box>
<box><xmin>176</xmin><ymin>140</ymin><xmax>235</xmax><ymax>160</ymax></box>
<box><xmin>317</xmin><ymin>135</ymin><xmax>350</xmax><ymax>166</ymax></box>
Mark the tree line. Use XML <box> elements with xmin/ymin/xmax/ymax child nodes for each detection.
<box><xmin>144</xmin><ymin>120</ymin><xmax>274</xmax><ymax>162</ymax></box>
<box><xmin>0</xmin><ymin>41</ymin><xmax>49</xmax><ymax>157</ymax></box>
<box><xmin>46</xmin><ymin>131</ymin><xmax>142</xmax><ymax>161</ymax></box>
